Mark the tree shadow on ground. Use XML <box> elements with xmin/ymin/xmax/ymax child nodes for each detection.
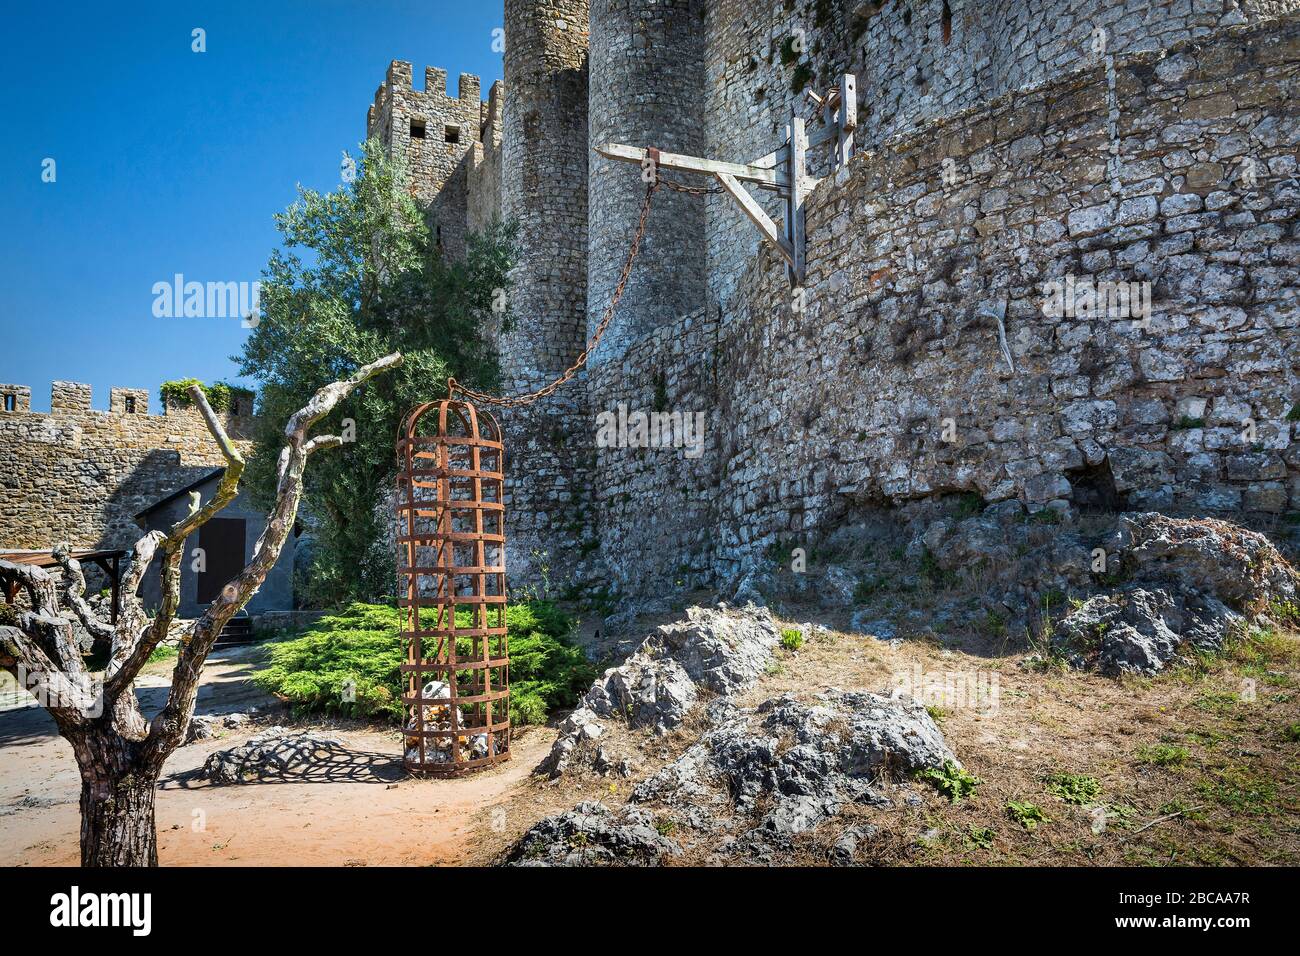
<box><xmin>162</xmin><ymin>737</ymin><xmax>406</xmax><ymax>789</ymax></box>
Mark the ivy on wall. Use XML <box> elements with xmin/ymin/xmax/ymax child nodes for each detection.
<box><xmin>158</xmin><ymin>379</ymin><xmax>254</xmax><ymax>413</ymax></box>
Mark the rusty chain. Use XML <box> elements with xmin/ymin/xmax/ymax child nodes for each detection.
<box><xmin>448</xmin><ymin>163</ymin><xmax>721</xmax><ymax>410</ymax></box>
<box><xmin>659</xmin><ymin>175</ymin><xmax>725</xmax><ymax>196</ymax></box>
<box><xmin>449</xmin><ymin>178</ymin><xmax>663</xmax><ymax>409</ymax></box>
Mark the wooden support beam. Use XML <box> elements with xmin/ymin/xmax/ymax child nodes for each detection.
<box><xmin>715</xmin><ymin>172</ymin><xmax>795</xmax><ymax>269</ymax></box>
<box><xmin>836</xmin><ymin>74</ymin><xmax>857</xmax><ymax>168</ymax></box>
<box><xmin>786</xmin><ymin>114</ymin><xmax>808</xmax><ymax>286</ymax></box>
<box><xmin>596</xmin><ymin>142</ymin><xmax>789</xmax><ymax>190</ymax></box>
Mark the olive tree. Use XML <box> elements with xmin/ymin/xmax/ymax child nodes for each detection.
<box><xmin>0</xmin><ymin>353</ymin><xmax>401</xmax><ymax>866</ymax></box>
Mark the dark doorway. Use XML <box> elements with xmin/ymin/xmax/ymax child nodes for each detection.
<box><xmin>197</xmin><ymin>517</ymin><xmax>246</xmax><ymax>604</ymax></box>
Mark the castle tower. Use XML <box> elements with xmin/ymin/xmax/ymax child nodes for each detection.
<box><xmin>587</xmin><ymin>0</ymin><xmax>708</xmax><ymax>365</ymax></box>
<box><xmin>368</xmin><ymin>61</ymin><xmax>482</xmax><ymax>258</ymax></box>
<box><xmin>499</xmin><ymin>0</ymin><xmax>593</xmax><ymax>583</ymax></box>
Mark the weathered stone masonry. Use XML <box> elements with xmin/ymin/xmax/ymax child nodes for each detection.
<box><xmin>0</xmin><ymin>381</ymin><xmax>253</xmax><ymax>553</ymax></box>
<box><xmin>375</xmin><ymin>1</ymin><xmax>1299</xmax><ymax>599</ymax></box>
<box><xmin>592</xmin><ymin>16</ymin><xmax>1300</xmax><ymax>592</ymax></box>
<box><xmin>368</xmin><ymin>60</ymin><xmax>484</xmax><ymax>259</ymax></box>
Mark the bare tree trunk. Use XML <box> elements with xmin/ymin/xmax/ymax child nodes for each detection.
<box><xmin>0</xmin><ymin>353</ymin><xmax>403</xmax><ymax>867</ymax></box>
<box><xmin>75</xmin><ymin>733</ymin><xmax>158</xmax><ymax>867</ymax></box>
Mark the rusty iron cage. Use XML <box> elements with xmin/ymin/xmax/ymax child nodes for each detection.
<box><xmin>396</xmin><ymin>400</ymin><xmax>509</xmax><ymax>774</ymax></box>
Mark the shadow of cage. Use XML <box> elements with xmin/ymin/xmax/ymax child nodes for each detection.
<box><xmin>396</xmin><ymin>400</ymin><xmax>509</xmax><ymax>775</ymax></box>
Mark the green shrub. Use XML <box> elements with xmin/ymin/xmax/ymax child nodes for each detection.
<box><xmin>918</xmin><ymin>761</ymin><xmax>982</xmax><ymax>803</ymax></box>
<box><xmin>1007</xmin><ymin>801</ymin><xmax>1049</xmax><ymax>830</ymax></box>
<box><xmin>159</xmin><ymin>378</ymin><xmax>252</xmax><ymax>412</ymax></box>
<box><xmin>252</xmin><ymin>600</ymin><xmax>595</xmax><ymax>726</ymax></box>
<box><xmin>780</xmin><ymin>627</ymin><xmax>804</xmax><ymax>651</ymax></box>
<box><xmin>1043</xmin><ymin>771</ymin><xmax>1102</xmax><ymax>804</ymax></box>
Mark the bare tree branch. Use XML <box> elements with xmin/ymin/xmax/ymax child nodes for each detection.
<box><xmin>143</xmin><ymin>352</ymin><xmax>404</xmax><ymax>763</ymax></box>
<box><xmin>0</xmin><ymin>625</ymin><xmax>99</xmax><ymax>725</ymax></box>
<box><xmin>304</xmin><ymin>435</ymin><xmax>344</xmax><ymax>455</ymax></box>
<box><xmin>283</xmin><ymin>353</ymin><xmax>403</xmax><ymax>441</ymax></box>
<box><xmin>52</xmin><ymin>544</ymin><xmax>115</xmax><ymax>644</ymax></box>
<box><xmin>0</xmin><ymin>560</ymin><xmax>84</xmax><ymax>675</ymax></box>
<box><xmin>162</xmin><ymin>385</ymin><xmax>246</xmax><ymax>550</ymax></box>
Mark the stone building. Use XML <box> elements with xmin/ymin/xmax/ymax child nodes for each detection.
<box><xmin>0</xmin><ymin>382</ymin><xmax>296</xmax><ymax>618</ymax></box>
<box><xmin>371</xmin><ymin>0</ymin><xmax>1300</xmax><ymax>600</ymax></box>
<box><xmin>135</xmin><ymin>470</ymin><xmax>296</xmax><ymax>620</ymax></box>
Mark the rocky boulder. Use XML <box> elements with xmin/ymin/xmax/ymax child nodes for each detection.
<box><xmin>1051</xmin><ymin>514</ymin><xmax>1298</xmax><ymax>675</ymax></box>
<box><xmin>538</xmin><ymin>604</ymin><xmax>781</xmax><ymax>776</ymax></box>
<box><xmin>183</xmin><ymin>712</ymin><xmax>252</xmax><ymax>745</ymax></box>
<box><xmin>631</xmin><ymin>689</ymin><xmax>957</xmax><ymax>854</ymax></box>
<box><xmin>1054</xmin><ymin>586</ymin><xmax>1244</xmax><ymax>675</ymax></box>
<box><xmin>202</xmin><ymin>727</ymin><xmax>343</xmax><ymax>783</ymax></box>
<box><xmin>503</xmin><ymin>801</ymin><xmax>680</xmax><ymax>867</ymax></box>
<box><xmin>1108</xmin><ymin>512</ymin><xmax>1299</xmax><ymax>613</ymax></box>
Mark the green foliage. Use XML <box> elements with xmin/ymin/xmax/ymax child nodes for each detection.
<box><xmin>1285</xmin><ymin>402</ymin><xmax>1300</xmax><ymax>423</ymax></box>
<box><xmin>1135</xmin><ymin>743</ymin><xmax>1190</xmax><ymax>766</ymax></box>
<box><xmin>252</xmin><ymin>600</ymin><xmax>593</xmax><ymax>726</ymax></box>
<box><xmin>146</xmin><ymin>644</ymin><xmax>179</xmax><ymax>664</ymax></box>
<box><xmin>780</xmin><ymin>627</ymin><xmax>804</xmax><ymax>651</ymax></box>
<box><xmin>1043</xmin><ymin>771</ymin><xmax>1102</xmax><ymax>804</ymax></box>
<box><xmin>965</xmin><ymin>825</ymin><xmax>995</xmax><ymax>850</ymax></box>
<box><xmin>790</xmin><ymin>63</ymin><xmax>814</xmax><ymax>92</ymax></box>
<box><xmin>236</xmin><ymin>139</ymin><xmax>516</xmax><ymax>605</ymax></box>
<box><xmin>1268</xmin><ymin>598</ymin><xmax>1300</xmax><ymax>626</ymax></box>
<box><xmin>1195</xmin><ymin>766</ymin><xmax>1279</xmax><ymax>815</ymax></box>
<box><xmin>778</xmin><ymin>36</ymin><xmax>799</xmax><ymax>65</ymax></box>
<box><xmin>1173</xmin><ymin>415</ymin><xmax>1206</xmax><ymax>430</ymax></box>
<box><xmin>1282</xmin><ymin>723</ymin><xmax>1300</xmax><ymax>742</ymax></box>
<box><xmin>926</xmin><ymin>705</ymin><xmax>947</xmax><ymax>723</ymax></box>
<box><xmin>1007</xmin><ymin>801</ymin><xmax>1049</xmax><ymax>830</ymax></box>
<box><xmin>159</xmin><ymin>378</ymin><xmax>253</xmax><ymax>412</ymax></box>
<box><xmin>918</xmin><ymin>761</ymin><xmax>982</xmax><ymax>803</ymax></box>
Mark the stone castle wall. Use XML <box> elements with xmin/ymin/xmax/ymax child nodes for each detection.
<box><xmin>468</xmin><ymin>80</ymin><xmax>506</xmax><ymax>236</ymax></box>
<box><xmin>497</xmin><ymin>0</ymin><xmax>594</xmax><ymax>584</ymax></box>
<box><xmin>587</xmin><ymin>0</ymin><xmax>709</xmax><ymax>365</ymax></box>
<box><xmin>0</xmin><ymin>382</ymin><xmax>254</xmax><ymax>553</ymax></box>
<box><xmin>368</xmin><ymin>61</ymin><xmax>483</xmax><ymax>258</ymax></box>
<box><xmin>371</xmin><ymin>2</ymin><xmax>1299</xmax><ymax>597</ymax></box>
<box><xmin>584</xmin><ymin>15</ymin><xmax>1300</xmax><ymax>591</ymax></box>
<box><xmin>699</xmin><ymin>0</ymin><xmax>1295</xmax><ymax>320</ymax></box>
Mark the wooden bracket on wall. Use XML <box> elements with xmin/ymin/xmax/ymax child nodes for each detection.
<box><xmin>595</xmin><ymin>73</ymin><xmax>858</xmax><ymax>289</ymax></box>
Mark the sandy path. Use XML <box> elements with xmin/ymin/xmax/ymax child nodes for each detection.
<box><xmin>0</xmin><ymin>648</ymin><xmax>554</xmax><ymax>866</ymax></box>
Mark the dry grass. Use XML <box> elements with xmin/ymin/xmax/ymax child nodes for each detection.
<box><xmin>467</xmin><ymin>610</ymin><xmax>1300</xmax><ymax>867</ymax></box>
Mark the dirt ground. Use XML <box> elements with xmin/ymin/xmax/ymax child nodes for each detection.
<box><xmin>0</xmin><ymin>646</ymin><xmax>556</xmax><ymax>867</ymax></box>
<box><xmin>467</xmin><ymin>606</ymin><xmax>1300</xmax><ymax>867</ymax></box>
<box><xmin>4</xmin><ymin>605</ymin><xmax>1297</xmax><ymax>867</ymax></box>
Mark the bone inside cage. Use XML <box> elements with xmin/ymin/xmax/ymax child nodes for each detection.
<box><xmin>396</xmin><ymin>400</ymin><xmax>509</xmax><ymax>774</ymax></box>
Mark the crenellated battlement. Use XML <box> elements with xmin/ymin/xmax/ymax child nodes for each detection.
<box><xmin>0</xmin><ymin>381</ymin><xmax>254</xmax><ymax>422</ymax></box>
<box><xmin>0</xmin><ymin>379</ymin><xmax>257</xmax><ymax>553</ymax></box>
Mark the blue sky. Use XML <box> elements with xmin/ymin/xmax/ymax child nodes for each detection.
<box><xmin>0</xmin><ymin>0</ymin><xmax>504</xmax><ymax>412</ymax></box>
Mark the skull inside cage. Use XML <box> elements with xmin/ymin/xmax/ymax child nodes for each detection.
<box><xmin>396</xmin><ymin>400</ymin><xmax>509</xmax><ymax>774</ymax></box>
